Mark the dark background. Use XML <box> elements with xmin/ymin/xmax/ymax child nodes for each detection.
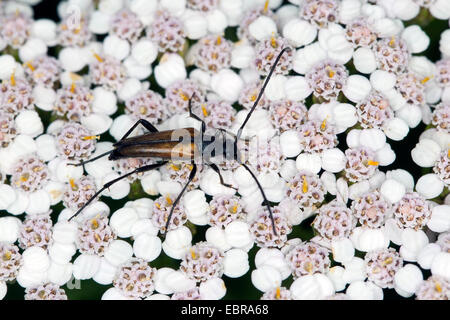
<box><xmin>3</xmin><ymin>0</ymin><xmax>448</xmax><ymax>300</ymax></box>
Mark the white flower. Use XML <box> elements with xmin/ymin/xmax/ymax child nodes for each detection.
<box><xmin>103</xmin><ymin>240</ymin><xmax>133</xmax><ymax>266</ymax></box>
<box><xmin>101</xmin><ymin>288</ymin><xmax>133</xmax><ymax>300</ymax></box>
<box><xmin>343</xmin><ymin>75</ymin><xmax>372</xmax><ymax>103</ymax></box>
<box><xmin>133</xmin><ymin>233</ymin><xmax>162</xmax><ymax>262</ymax></box>
<box><xmin>224</xmin><ymin>221</ymin><xmax>253</xmax><ymax>249</ymax></box>
<box><xmin>283</xmin><ymin>19</ymin><xmax>317</xmax><ymax>48</ymax></box>
<box><xmin>164</xmin><ymin>270</ymin><xmax>196</xmax><ymax>293</ymax></box>
<box><xmin>416</xmin><ymin>174</ymin><xmax>444</xmax><ymax>199</ymax></box>
<box><xmin>199</xmin><ymin>277</ymin><xmax>227</xmax><ymax>300</ymax></box>
<box><xmin>223</xmin><ymin>249</ymin><xmax>250</xmax><ymax>278</ymax></box>
<box><xmin>110</xmin><ymin>207</ymin><xmax>139</xmax><ymax>238</ymax></box>
<box><xmin>251</xmin><ymin>265</ymin><xmax>282</xmax><ymax>292</ymax></box>
<box><xmin>255</xmin><ymin>248</ymin><xmax>290</xmax><ymax>280</ymax></box>
<box><xmin>162</xmin><ymin>226</ymin><xmax>192</xmax><ymax>259</ymax></box>
<box><xmin>22</xmin><ymin>246</ymin><xmax>50</xmax><ymax>274</ymax></box>
<box><xmin>211</xmin><ymin>69</ymin><xmax>244</xmax><ymax>103</ymax></box>
<box><xmin>427</xmin><ymin>205</ymin><xmax>450</xmax><ymax>233</ymax></box>
<box><xmin>346</xmin><ymin>281</ymin><xmax>383</xmax><ymax>300</ymax></box>
<box><xmin>49</xmin><ymin>242</ymin><xmax>76</xmax><ymax>265</ymax></box>
<box><xmin>290</xmin><ymin>274</ymin><xmax>335</xmax><ymax>300</ymax></box>
<box><xmin>400</xmin><ymin>229</ymin><xmax>429</xmax><ymax>262</ymax></box>
<box><xmin>331</xmin><ymin>238</ymin><xmax>355</xmax><ymax>264</ymax></box>
<box><xmin>73</xmin><ymin>254</ymin><xmax>101</xmax><ymax>280</ymax></box>
<box><xmin>93</xmin><ymin>258</ymin><xmax>118</xmax><ymax>285</ymax></box>
<box><xmin>417</xmin><ymin>244</ymin><xmax>442</xmax><ymax>270</ymax></box>
<box><xmin>0</xmin><ymin>282</ymin><xmax>6</xmax><ymax>300</ymax></box>
<box><xmin>430</xmin><ymin>252</ymin><xmax>450</xmax><ymax>280</ymax></box>
<box><xmin>181</xmin><ymin>9</ymin><xmax>208</xmax><ymax>39</ymax></box>
<box><xmin>47</xmin><ymin>261</ymin><xmax>73</xmax><ymax>286</ymax></box>
<box><xmin>154</xmin><ymin>54</ymin><xmax>187</xmax><ymax>88</ymax></box>
<box><xmin>394</xmin><ymin>264</ymin><xmax>423</xmax><ymax>297</ymax></box>
<box><xmin>19</xmin><ymin>38</ymin><xmax>47</xmax><ymax>62</ymax></box>
<box><xmin>248</xmin><ymin>16</ymin><xmax>277</xmax><ymax>42</ymax></box>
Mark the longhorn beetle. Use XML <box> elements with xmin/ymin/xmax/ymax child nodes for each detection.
<box><xmin>68</xmin><ymin>47</ymin><xmax>292</xmax><ymax>236</ymax></box>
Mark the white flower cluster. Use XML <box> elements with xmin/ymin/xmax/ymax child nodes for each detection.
<box><xmin>0</xmin><ymin>0</ymin><xmax>449</xmax><ymax>300</ymax></box>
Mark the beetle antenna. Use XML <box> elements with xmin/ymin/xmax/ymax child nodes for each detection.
<box><xmin>68</xmin><ymin>149</ymin><xmax>114</xmax><ymax>167</ymax></box>
<box><xmin>240</xmin><ymin>163</ymin><xmax>278</xmax><ymax>236</ymax></box>
<box><xmin>236</xmin><ymin>47</ymin><xmax>292</xmax><ymax>141</ymax></box>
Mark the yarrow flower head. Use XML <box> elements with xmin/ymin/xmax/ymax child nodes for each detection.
<box><xmin>365</xmin><ymin>248</ymin><xmax>403</xmax><ymax>289</ymax></box>
<box><xmin>194</xmin><ymin>100</ymin><xmax>236</xmax><ymax>130</ymax></box>
<box><xmin>435</xmin><ymin>59</ymin><xmax>450</xmax><ymax>88</ymax></box>
<box><xmin>300</xmin><ymin>0</ymin><xmax>339</xmax><ymax>28</ymax></box>
<box><xmin>161</xmin><ymin>162</ymin><xmax>202</xmax><ymax>190</ymax></box>
<box><xmin>297</xmin><ymin>119</ymin><xmax>338</xmax><ymax>153</ymax></box>
<box><xmin>269</xmin><ymin>99</ymin><xmax>308</xmax><ymax>132</ymax></box>
<box><xmin>313</xmin><ymin>199</ymin><xmax>356</xmax><ymax>240</ymax></box>
<box><xmin>351</xmin><ymin>190</ymin><xmax>391</xmax><ymax>228</ymax></box>
<box><xmin>344</xmin><ymin>147</ymin><xmax>379</xmax><ymax>183</ymax></box>
<box><xmin>23</xmin><ymin>55</ymin><xmax>61</xmax><ymax>88</ymax></box>
<box><xmin>431</xmin><ymin>103</ymin><xmax>449</xmax><ymax>133</ymax></box>
<box><xmin>58</xmin><ymin>15</ymin><xmax>92</xmax><ymax>47</ymax></box>
<box><xmin>89</xmin><ymin>54</ymin><xmax>126</xmax><ymax>90</ymax></box>
<box><xmin>56</xmin><ymin>122</ymin><xmax>96</xmax><ymax>161</ymax></box>
<box><xmin>0</xmin><ymin>243</ymin><xmax>22</xmax><ymax>281</ymax></box>
<box><xmin>113</xmin><ymin>258</ymin><xmax>156</xmax><ymax>299</ymax></box>
<box><xmin>393</xmin><ymin>192</ymin><xmax>431</xmax><ymax>230</ymax></box>
<box><xmin>77</xmin><ymin>215</ymin><xmax>116</xmax><ymax>256</ymax></box>
<box><xmin>285</xmin><ymin>242</ymin><xmax>330</xmax><ymax>278</ymax></box>
<box><xmin>356</xmin><ymin>91</ymin><xmax>394</xmax><ymax>129</ymax></box>
<box><xmin>286</xmin><ymin>171</ymin><xmax>326</xmax><ymax>209</ymax></box>
<box><xmin>395</xmin><ymin>72</ymin><xmax>425</xmax><ymax>108</ymax></box>
<box><xmin>433</xmin><ymin>149</ymin><xmax>450</xmax><ymax>186</ymax></box>
<box><xmin>187</xmin><ymin>0</ymin><xmax>219</xmax><ymax>12</ymax></box>
<box><xmin>54</xmin><ymin>84</ymin><xmax>93</xmax><ymax>122</ymax></box>
<box><xmin>306</xmin><ymin>60</ymin><xmax>348</xmax><ymax>101</ymax></box>
<box><xmin>374</xmin><ymin>36</ymin><xmax>410</xmax><ymax>74</ymax></box>
<box><xmin>416</xmin><ymin>275</ymin><xmax>450</xmax><ymax>300</ymax></box>
<box><xmin>0</xmin><ymin>110</ymin><xmax>16</xmax><ymax>147</ymax></box>
<box><xmin>249</xmin><ymin>207</ymin><xmax>292</xmax><ymax>248</ymax></box>
<box><xmin>254</xmin><ymin>36</ymin><xmax>293</xmax><ymax>76</ymax></box>
<box><xmin>114</xmin><ymin>158</ymin><xmax>156</xmax><ymax>182</ymax></box>
<box><xmin>148</xmin><ymin>10</ymin><xmax>185</xmax><ymax>53</ymax></box>
<box><xmin>180</xmin><ymin>241</ymin><xmax>224</xmax><ymax>282</ymax></box>
<box><xmin>436</xmin><ymin>232</ymin><xmax>450</xmax><ymax>253</ymax></box>
<box><xmin>25</xmin><ymin>283</ymin><xmax>67</xmax><ymax>300</ymax></box>
<box><xmin>238</xmin><ymin>5</ymin><xmax>275</xmax><ymax>43</ymax></box>
<box><xmin>172</xmin><ymin>287</ymin><xmax>201</xmax><ymax>300</ymax></box>
<box><xmin>261</xmin><ymin>287</ymin><xmax>292</xmax><ymax>300</ymax></box>
<box><xmin>19</xmin><ymin>214</ymin><xmax>53</xmax><ymax>250</ymax></box>
<box><xmin>345</xmin><ymin>18</ymin><xmax>377</xmax><ymax>48</ymax></box>
<box><xmin>208</xmin><ymin>195</ymin><xmax>245</xmax><ymax>229</ymax></box>
<box><xmin>152</xmin><ymin>195</ymin><xmax>187</xmax><ymax>233</ymax></box>
<box><xmin>0</xmin><ymin>76</ymin><xmax>33</xmax><ymax>115</ymax></box>
<box><xmin>11</xmin><ymin>155</ymin><xmax>50</xmax><ymax>193</ymax></box>
<box><xmin>63</xmin><ymin>176</ymin><xmax>97</xmax><ymax>210</ymax></box>
<box><xmin>238</xmin><ymin>80</ymin><xmax>270</xmax><ymax>110</ymax></box>
<box><xmin>165</xmin><ymin>79</ymin><xmax>205</xmax><ymax>115</ymax></box>
<box><xmin>125</xmin><ymin>89</ymin><xmax>167</xmax><ymax>125</ymax></box>
<box><xmin>246</xmin><ymin>138</ymin><xmax>285</xmax><ymax>174</ymax></box>
<box><xmin>0</xmin><ymin>12</ymin><xmax>31</xmax><ymax>48</ymax></box>
<box><xmin>111</xmin><ymin>9</ymin><xmax>144</xmax><ymax>43</ymax></box>
<box><xmin>194</xmin><ymin>35</ymin><xmax>232</xmax><ymax>73</ymax></box>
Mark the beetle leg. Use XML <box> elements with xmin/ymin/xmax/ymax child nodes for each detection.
<box><xmin>208</xmin><ymin>163</ymin><xmax>236</xmax><ymax>190</ymax></box>
<box><xmin>240</xmin><ymin>162</ymin><xmax>278</xmax><ymax>236</ymax></box>
<box><xmin>188</xmin><ymin>96</ymin><xmax>206</xmax><ymax>135</ymax></box>
<box><xmin>67</xmin><ymin>161</ymin><xmax>167</xmax><ymax>221</ymax></box>
<box><xmin>163</xmin><ymin>163</ymin><xmax>197</xmax><ymax>235</ymax></box>
<box><xmin>119</xmin><ymin>119</ymin><xmax>159</xmax><ymax>142</ymax></box>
